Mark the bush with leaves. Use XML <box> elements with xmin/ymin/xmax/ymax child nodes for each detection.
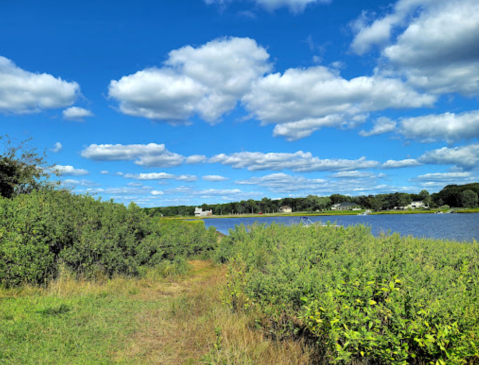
<box><xmin>0</xmin><ymin>189</ymin><xmax>217</xmax><ymax>287</ymax></box>
<box><xmin>218</xmin><ymin>223</ymin><xmax>479</xmax><ymax>364</ymax></box>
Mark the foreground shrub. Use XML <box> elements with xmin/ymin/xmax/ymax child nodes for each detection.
<box><xmin>219</xmin><ymin>223</ymin><xmax>479</xmax><ymax>364</ymax></box>
<box><xmin>0</xmin><ymin>190</ymin><xmax>217</xmax><ymax>287</ymax></box>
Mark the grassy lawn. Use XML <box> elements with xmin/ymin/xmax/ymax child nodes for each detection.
<box><xmin>0</xmin><ymin>261</ymin><xmax>313</xmax><ymax>365</ymax></box>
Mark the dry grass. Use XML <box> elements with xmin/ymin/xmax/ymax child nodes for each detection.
<box><xmin>1</xmin><ymin>260</ymin><xmax>315</xmax><ymax>364</ymax></box>
<box><xmin>116</xmin><ymin>260</ymin><xmax>314</xmax><ymax>365</ymax></box>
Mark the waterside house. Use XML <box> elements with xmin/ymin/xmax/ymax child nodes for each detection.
<box><xmin>331</xmin><ymin>202</ymin><xmax>361</xmax><ymax>211</ymax></box>
<box><xmin>194</xmin><ymin>207</ymin><xmax>213</xmax><ymax>217</ymax></box>
<box><xmin>279</xmin><ymin>205</ymin><xmax>292</xmax><ymax>213</ymax></box>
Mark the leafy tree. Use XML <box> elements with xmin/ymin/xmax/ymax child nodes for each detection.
<box><xmin>419</xmin><ymin>190</ymin><xmax>430</xmax><ymax>207</ymax></box>
<box><xmin>0</xmin><ymin>135</ymin><xmax>59</xmax><ymax>198</ymax></box>
<box><xmin>460</xmin><ymin>190</ymin><xmax>478</xmax><ymax>208</ymax></box>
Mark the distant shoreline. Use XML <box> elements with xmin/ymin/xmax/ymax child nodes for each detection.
<box><xmin>170</xmin><ymin>208</ymin><xmax>479</xmax><ymax>220</ymax></box>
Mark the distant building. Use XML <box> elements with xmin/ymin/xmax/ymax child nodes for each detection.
<box><xmin>331</xmin><ymin>202</ymin><xmax>360</xmax><ymax>211</ymax></box>
<box><xmin>407</xmin><ymin>201</ymin><xmax>426</xmax><ymax>209</ymax></box>
<box><xmin>194</xmin><ymin>207</ymin><xmax>213</xmax><ymax>217</ymax></box>
<box><xmin>279</xmin><ymin>205</ymin><xmax>292</xmax><ymax>213</ymax></box>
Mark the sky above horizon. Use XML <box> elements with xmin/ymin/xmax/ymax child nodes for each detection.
<box><xmin>1</xmin><ymin>0</ymin><xmax>479</xmax><ymax>207</ymax></box>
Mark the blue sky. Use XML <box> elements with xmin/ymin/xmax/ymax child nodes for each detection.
<box><xmin>1</xmin><ymin>0</ymin><xmax>479</xmax><ymax>207</ymax></box>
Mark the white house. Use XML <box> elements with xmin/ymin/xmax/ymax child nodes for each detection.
<box><xmin>331</xmin><ymin>202</ymin><xmax>360</xmax><ymax>211</ymax></box>
<box><xmin>407</xmin><ymin>201</ymin><xmax>426</xmax><ymax>209</ymax></box>
<box><xmin>194</xmin><ymin>207</ymin><xmax>213</xmax><ymax>217</ymax></box>
<box><xmin>279</xmin><ymin>205</ymin><xmax>292</xmax><ymax>213</ymax></box>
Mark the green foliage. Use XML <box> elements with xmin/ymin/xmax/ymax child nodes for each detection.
<box><xmin>0</xmin><ymin>189</ymin><xmax>217</xmax><ymax>287</ymax></box>
<box><xmin>0</xmin><ymin>135</ymin><xmax>58</xmax><ymax>199</ymax></box>
<box><xmin>218</xmin><ymin>223</ymin><xmax>479</xmax><ymax>364</ymax></box>
<box><xmin>460</xmin><ymin>189</ymin><xmax>478</xmax><ymax>208</ymax></box>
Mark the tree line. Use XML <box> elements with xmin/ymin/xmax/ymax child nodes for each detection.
<box><xmin>145</xmin><ymin>184</ymin><xmax>479</xmax><ymax>217</ymax></box>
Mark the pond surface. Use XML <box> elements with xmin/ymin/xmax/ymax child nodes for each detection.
<box><xmin>196</xmin><ymin>213</ymin><xmax>479</xmax><ymax>242</ymax></box>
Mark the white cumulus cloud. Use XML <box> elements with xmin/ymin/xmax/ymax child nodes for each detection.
<box><xmin>62</xmin><ymin>106</ymin><xmax>93</xmax><ymax>121</ymax></box>
<box><xmin>352</xmin><ymin>0</ymin><xmax>479</xmax><ymax>96</ymax></box>
<box><xmin>53</xmin><ymin>165</ymin><xmax>89</xmax><ymax>176</ymax></box>
<box><xmin>0</xmin><ymin>56</ymin><xmax>79</xmax><ymax>114</ymax></box>
<box><xmin>51</xmin><ymin>142</ymin><xmax>62</xmax><ymax>153</ymax></box>
<box><xmin>243</xmin><ymin>66</ymin><xmax>434</xmax><ymax>140</ymax></box>
<box><xmin>209</xmin><ymin>151</ymin><xmax>380</xmax><ymax>172</ymax></box>
<box><xmin>81</xmin><ymin>143</ymin><xmax>184</xmax><ymax>168</ymax></box>
<box><xmin>360</xmin><ymin>117</ymin><xmax>397</xmax><ymax>137</ymax></box>
<box><xmin>382</xmin><ymin>159</ymin><xmax>422</xmax><ymax>169</ymax></box>
<box><xmin>399</xmin><ymin>110</ymin><xmax>479</xmax><ymax>143</ymax></box>
<box><xmin>418</xmin><ymin>143</ymin><xmax>479</xmax><ymax>170</ymax></box>
<box><xmin>109</xmin><ymin>37</ymin><xmax>271</xmax><ymax>124</ymax></box>
<box><xmin>202</xmin><ymin>175</ymin><xmax>229</xmax><ymax>182</ymax></box>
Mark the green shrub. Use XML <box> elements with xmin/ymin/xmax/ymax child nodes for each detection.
<box><xmin>0</xmin><ymin>190</ymin><xmax>217</xmax><ymax>287</ymax></box>
<box><xmin>220</xmin><ymin>223</ymin><xmax>479</xmax><ymax>364</ymax></box>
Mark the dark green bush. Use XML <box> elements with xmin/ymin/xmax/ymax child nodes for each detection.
<box><xmin>219</xmin><ymin>223</ymin><xmax>479</xmax><ymax>364</ymax></box>
<box><xmin>0</xmin><ymin>190</ymin><xmax>217</xmax><ymax>287</ymax></box>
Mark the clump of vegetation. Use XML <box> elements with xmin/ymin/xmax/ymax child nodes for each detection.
<box><xmin>0</xmin><ymin>189</ymin><xmax>217</xmax><ymax>287</ymax></box>
<box><xmin>218</xmin><ymin>223</ymin><xmax>479</xmax><ymax>364</ymax></box>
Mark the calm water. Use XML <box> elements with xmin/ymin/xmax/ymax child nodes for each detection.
<box><xmin>196</xmin><ymin>213</ymin><xmax>479</xmax><ymax>242</ymax></box>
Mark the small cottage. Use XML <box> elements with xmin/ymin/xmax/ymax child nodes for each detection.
<box><xmin>194</xmin><ymin>207</ymin><xmax>213</xmax><ymax>217</ymax></box>
<box><xmin>279</xmin><ymin>205</ymin><xmax>292</xmax><ymax>213</ymax></box>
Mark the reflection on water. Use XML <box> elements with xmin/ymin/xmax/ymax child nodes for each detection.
<box><xmin>195</xmin><ymin>213</ymin><xmax>479</xmax><ymax>242</ymax></box>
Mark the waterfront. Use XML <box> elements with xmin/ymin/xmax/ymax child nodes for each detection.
<box><xmin>198</xmin><ymin>213</ymin><xmax>479</xmax><ymax>242</ymax></box>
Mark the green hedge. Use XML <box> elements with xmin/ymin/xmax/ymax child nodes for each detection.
<box><xmin>218</xmin><ymin>223</ymin><xmax>479</xmax><ymax>364</ymax></box>
<box><xmin>0</xmin><ymin>190</ymin><xmax>217</xmax><ymax>287</ymax></box>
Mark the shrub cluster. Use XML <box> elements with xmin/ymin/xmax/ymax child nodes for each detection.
<box><xmin>0</xmin><ymin>189</ymin><xmax>217</xmax><ymax>287</ymax></box>
<box><xmin>217</xmin><ymin>223</ymin><xmax>479</xmax><ymax>364</ymax></box>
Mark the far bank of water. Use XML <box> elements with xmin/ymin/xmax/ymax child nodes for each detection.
<box><xmin>195</xmin><ymin>213</ymin><xmax>479</xmax><ymax>242</ymax></box>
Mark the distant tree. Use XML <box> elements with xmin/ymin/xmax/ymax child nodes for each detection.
<box><xmin>418</xmin><ymin>190</ymin><xmax>431</xmax><ymax>207</ymax></box>
<box><xmin>0</xmin><ymin>135</ymin><xmax>59</xmax><ymax>198</ymax></box>
<box><xmin>460</xmin><ymin>190</ymin><xmax>478</xmax><ymax>208</ymax></box>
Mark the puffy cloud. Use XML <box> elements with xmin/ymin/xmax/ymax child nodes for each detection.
<box><xmin>186</xmin><ymin>155</ymin><xmax>207</xmax><ymax>164</ymax></box>
<box><xmin>109</xmin><ymin>37</ymin><xmax>270</xmax><ymax>124</ymax></box>
<box><xmin>382</xmin><ymin>159</ymin><xmax>422</xmax><ymax>169</ymax></box>
<box><xmin>63</xmin><ymin>179</ymin><xmax>99</xmax><ymax>187</ymax></box>
<box><xmin>243</xmin><ymin>66</ymin><xmax>434</xmax><ymax>140</ymax></box>
<box><xmin>0</xmin><ymin>56</ymin><xmax>79</xmax><ymax>114</ymax></box>
<box><xmin>175</xmin><ymin>175</ymin><xmax>198</xmax><ymax>182</ymax></box>
<box><xmin>330</xmin><ymin>171</ymin><xmax>381</xmax><ymax>179</ymax></box>
<box><xmin>124</xmin><ymin>172</ymin><xmax>176</xmax><ymax>180</ymax></box>
<box><xmin>202</xmin><ymin>175</ymin><xmax>229</xmax><ymax>182</ymax></box>
<box><xmin>124</xmin><ymin>172</ymin><xmax>198</xmax><ymax>182</ymax></box>
<box><xmin>399</xmin><ymin>110</ymin><xmax>479</xmax><ymax>143</ymax></box>
<box><xmin>100</xmin><ymin>170</ymin><xmax>109</xmax><ymax>175</ymax></box>
<box><xmin>53</xmin><ymin>165</ymin><xmax>89</xmax><ymax>176</ymax></box>
<box><xmin>205</xmin><ymin>0</ymin><xmax>331</xmax><ymax>13</ymax></box>
<box><xmin>236</xmin><ymin>172</ymin><xmax>396</xmax><ymax>195</ymax></box>
<box><xmin>411</xmin><ymin>172</ymin><xmax>475</xmax><ymax>183</ymax></box>
<box><xmin>50</xmin><ymin>142</ymin><xmax>62</xmax><ymax>153</ymax></box>
<box><xmin>359</xmin><ymin>117</ymin><xmax>397</xmax><ymax>137</ymax></box>
<box><xmin>151</xmin><ymin>190</ymin><xmax>164</xmax><ymax>196</ymax></box>
<box><xmin>410</xmin><ymin>171</ymin><xmax>477</xmax><ymax>188</ymax></box>
<box><xmin>418</xmin><ymin>143</ymin><xmax>479</xmax><ymax>170</ymax></box>
<box><xmin>62</xmin><ymin>106</ymin><xmax>93</xmax><ymax>121</ymax></box>
<box><xmin>353</xmin><ymin>0</ymin><xmax>479</xmax><ymax>95</ymax></box>
<box><xmin>384</xmin><ymin>0</ymin><xmax>479</xmax><ymax>95</ymax></box>
<box><xmin>81</xmin><ymin>143</ymin><xmax>184</xmax><ymax>167</ymax></box>
<box><xmin>209</xmin><ymin>151</ymin><xmax>380</xmax><ymax>172</ymax></box>
<box><xmin>84</xmin><ymin>186</ymin><xmax>152</xmax><ymax>195</ymax></box>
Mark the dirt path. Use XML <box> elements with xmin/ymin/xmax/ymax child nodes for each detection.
<box><xmin>114</xmin><ymin>261</ymin><xmax>313</xmax><ymax>365</ymax></box>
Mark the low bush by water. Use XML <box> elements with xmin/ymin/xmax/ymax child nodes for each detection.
<box><xmin>217</xmin><ymin>223</ymin><xmax>479</xmax><ymax>364</ymax></box>
<box><xmin>0</xmin><ymin>189</ymin><xmax>217</xmax><ymax>287</ymax></box>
